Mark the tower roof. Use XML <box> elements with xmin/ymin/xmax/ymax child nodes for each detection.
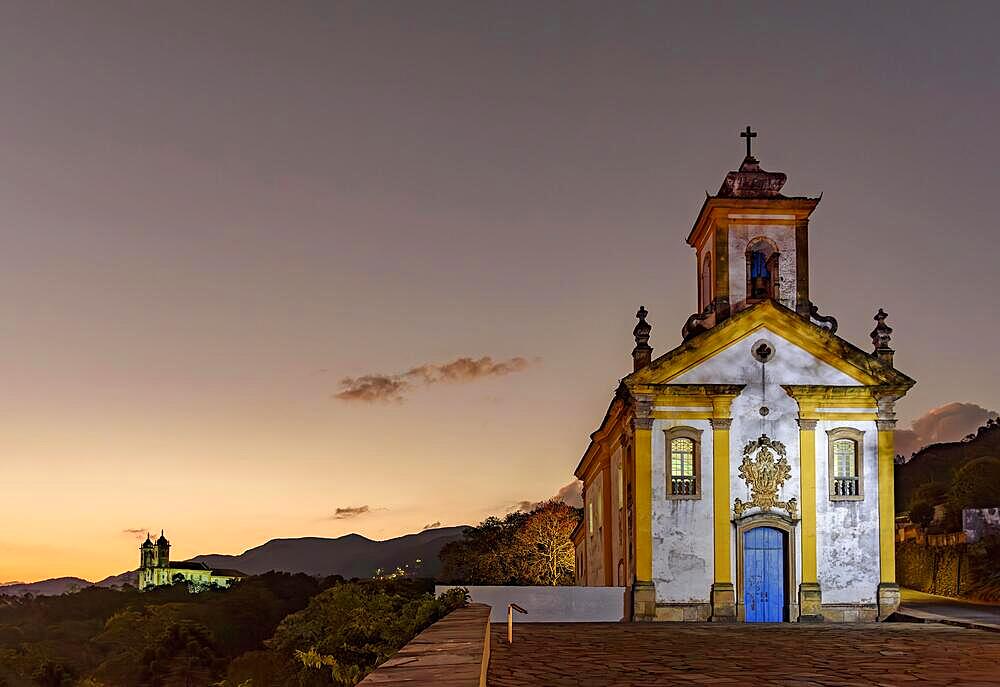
<box><xmin>156</xmin><ymin>530</ymin><xmax>170</xmax><ymax>546</ymax></box>
<box><xmin>141</xmin><ymin>534</ymin><xmax>154</xmax><ymax>549</ymax></box>
<box><xmin>717</xmin><ymin>156</ymin><xmax>788</xmax><ymax>199</ymax></box>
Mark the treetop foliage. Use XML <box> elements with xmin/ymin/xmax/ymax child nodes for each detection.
<box><xmin>439</xmin><ymin>500</ymin><xmax>581</xmax><ymax>586</ymax></box>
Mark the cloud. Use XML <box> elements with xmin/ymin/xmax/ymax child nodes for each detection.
<box><xmin>330</xmin><ymin>505</ymin><xmax>370</xmax><ymax>520</ymax></box>
<box><xmin>334</xmin><ymin>356</ymin><xmax>534</xmax><ymax>403</ymax></box>
<box><xmin>516</xmin><ymin>479</ymin><xmax>584</xmax><ymax>512</ymax></box>
<box><xmin>552</xmin><ymin>480</ymin><xmax>584</xmax><ymax>508</ymax></box>
<box><xmin>122</xmin><ymin>528</ymin><xmax>147</xmax><ymax>538</ymax></box>
<box><xmin>896</xmin><ymin>402</ymin><xmax>999</xmax><ymax>457</ymax></box>
<box><xmin>334</xmin><ymin>375</ymin><xmax>411</xmax><ymax>403</ymax></box>
<box><xmin>421</xmin><ymin>521</ymin><xmax>442</xmax><ymax>530</ymax></box>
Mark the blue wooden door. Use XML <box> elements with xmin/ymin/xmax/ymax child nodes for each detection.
<box><xmin>743</xmin><ymin>527</ymin><xmax>784</xmax><ymax>623</ymax></box>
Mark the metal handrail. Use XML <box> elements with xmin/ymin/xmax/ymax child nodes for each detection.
<box><xmin>507</xmin><ymin>603</ymin><xmax>527</xmax><ymax>644</ymax></box>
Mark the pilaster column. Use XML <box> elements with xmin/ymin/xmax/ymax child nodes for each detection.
<box><xmin>709</xmin><ymin>406</ymin><xmax>736</xmax><ymax>622</ymax></box>
<box><xmin>876</xmin><ymin>396</ymin><xmax>901</xmax><ymax>619</ymax></box>
<box><xmin>797</xmin><ymin>416</ymin><xmax>822</xmax><ymax>621</ymax></box>
<box><xmin>713</xmin><ymin>223</ymin><xmax>731</xmax><ymax>321</ymax></box>
<box><xmin>631</xmin><ymin>398</ymin><xmax>655</xmax><ymax>621</ymax></box>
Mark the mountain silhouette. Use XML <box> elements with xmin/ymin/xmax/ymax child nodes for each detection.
<box><xmin>188</xmin><ymin>526</ymin><xmax>466</xmax><ymax>578</ymax></box>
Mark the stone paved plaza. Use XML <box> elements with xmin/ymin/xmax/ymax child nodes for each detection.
<box><xmin>488</xmin><ymin>622</ymin><xmax>1000</xmax><ymax>686</ymax></box>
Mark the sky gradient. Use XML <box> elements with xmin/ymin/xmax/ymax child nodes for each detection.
<box><xmin>2</xmin><ymin>1</ymin><xmax>999</xmax><ymax>582</ymax></box>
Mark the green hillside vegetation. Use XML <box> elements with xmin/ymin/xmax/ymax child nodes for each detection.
<box><xmin>895</xmin><ymin>418</ymin><xmax>1000</xmax><ymax>515</ymax></box>
<box><xmin>0</xmin><ymin>574</ymin><xmax>464</xmax><ymax>687</ymax></box>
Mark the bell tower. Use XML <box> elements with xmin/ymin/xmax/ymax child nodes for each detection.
<box><xmin>155</xmin><ymin>530</ymin><xmax>171</xmax><ymax>568</ymax></box>
<box><xmin>683</xmin><ymin>128</ymin><xmax>821</xmax><ymax>338</ymax></box>
<box><xmin>139</xmin><ymin>534</ymin><xmax>156</xmax><ymax>569</ymax></box>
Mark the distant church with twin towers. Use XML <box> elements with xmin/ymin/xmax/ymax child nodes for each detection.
<box><xmin>138</xmin><ymin>531</ymin><xmax>245</xmax><ymax>591</ymax></box>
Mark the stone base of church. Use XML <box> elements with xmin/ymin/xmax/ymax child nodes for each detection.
<box><xmin>877</xmin><ymin>582</ymin><xmax>901</xmax><ymax>621</ymax></box>
<box><xmin>710</xmin><ymin>582</ymin><xmax>737</xmax><ymax>622</ymax></box>
<box><xmin>819</xmin><ymin>604</ymin><xmax>879</xmax><ymax>623</ymax></box>
<box><xmin>654</xmin><ymin>603</ymin><xmax>712</xmax><ymax>622</ymax></box>
<box><xmin>797</xmin><ymin>582</ymin><xmax>823</xmax><ymax>622</ymax></box>
<box><xmin>632</xmin><ymin>581</ymin><xmax>657</xmax><ymax>621</ymax></box>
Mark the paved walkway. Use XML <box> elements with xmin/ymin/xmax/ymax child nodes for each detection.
<box><xmin>488</xmin><ymin>622</ymin><xmax>1000</xmax><ymax>686</ymax></box>
<box><xmin>897</xmin><ymin>588</ymin><xmax>1000</xmax><ymax>631</ymax></box>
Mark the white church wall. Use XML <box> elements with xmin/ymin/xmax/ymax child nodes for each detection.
<box><xmin>815</xmin><ymin>419</ymin><xmax>881</xmax><ymax>604</ymax></box>
<box><xmin>651</xmin><ymin>418</ymin><xmax>714</xmax><ymax>604</ymax></box>
<box><xmin>670</xmin><ymin>328</ymin><xmax>861</xmax><ymax>594</ymax></box>
<box><xmin>727</xmin><ymin>223</ymin><xmax>798</xmax><ymax>310</ymax></box>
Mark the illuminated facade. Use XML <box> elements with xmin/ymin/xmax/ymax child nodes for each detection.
<box><xmin>574</xmin><ymin>132</ymin><xmax>914</xmax><ymax>623</ymax></box>
<box><xmin>138</xmin><ymin>531</ymin><xmax>245</xmax><ymax>591</ymax></box>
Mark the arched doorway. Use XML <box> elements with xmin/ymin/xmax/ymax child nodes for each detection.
<box><xmin>743</xmin><ymin>527</ymin><xmax>785</xmax><ymax>622</ymax></box>
<box><xmin>736</xmin><ymin>514</ymin><xmax>797</xmax><ymax>622</ymax></box>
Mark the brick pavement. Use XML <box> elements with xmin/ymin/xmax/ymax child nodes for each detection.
<box><xmin>488</xmin><ymin>622</ymin><xmax>1000</xmax><ymax>686</ymax></box>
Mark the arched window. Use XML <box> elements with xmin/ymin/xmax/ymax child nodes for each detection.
<box><xmin>746</xmin><ymin>238</ymin><xmax>779</xmax><ymax>302</ymax></box>
<box><xmin>701</xmin><ymin>253</ymin><xmax>712</xmax><ymax>310</ymax></box>
<box><xmin>828</xmin><ymin>428</ymin><xmax>864</xmax><ymax>500</ymax></box>
<box><xmin>665</xmin><ymin>427</ymin><xmax>702</xmax><ymax>499</ymax></box>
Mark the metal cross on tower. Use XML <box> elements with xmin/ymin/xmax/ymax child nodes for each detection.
<box><xmin>741</xmin><ymin>126</ymin><xmax>757</xmax><ymax>158</ymax></box>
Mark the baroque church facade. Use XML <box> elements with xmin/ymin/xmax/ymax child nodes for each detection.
<box><xmin>572</xmin><ymin>131</ymin><xmax>914</xmax><ymax>623</ymax></box>
<box><xmin>138</xmin><ymin>531</ymin><xmax>245</xmax><ymax>591</ymax></box>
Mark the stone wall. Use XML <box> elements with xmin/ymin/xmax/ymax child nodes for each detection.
<box><xmin>896</xmin><ymin>541</ymin><xmax>974</xmax><ymax>597</ymax></box>
<box><xmin>358</xmin><ymin>603</ymin><xmax>491</xmax><ymax>687</ymax></box>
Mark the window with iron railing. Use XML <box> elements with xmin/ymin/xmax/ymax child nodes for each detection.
<box><xmin>828</xmin><ymin>430</ymin><xmax>864</xmax><ymax>501</ymax></box>
<box><xmin>665</xmin><ymin>429</ymin><xmax>702</xmax><ymax>499</ymax></box>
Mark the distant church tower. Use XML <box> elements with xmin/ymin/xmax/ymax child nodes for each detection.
<box><xmin>140</xmin><ymin>535</ymin><xmax>156</xmax><ymax>569</ymax></box>
<box><xmin>155</xmin><ymin>530</ymin><xmax>170</xmax><ymax>567</ymax></box>
<box><xmin>573</xmin><ymin>128</ymin><xmax>915</xmax><ymax>624</ymax></box>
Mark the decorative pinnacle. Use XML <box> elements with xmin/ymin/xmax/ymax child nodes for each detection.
<box><xmin>871</xmin><ymin>308</ymin><xmax>893</xmax><ymax>350</ymax></box>
<box><xmin>632</xmin><ymin>306</ymin><xmax>652</xmax><ymax>372</ymax></box>
<box><xmin>633</xmin><ymin>306</ymin><xmax>652</xmax><ymax>349</ymax></box>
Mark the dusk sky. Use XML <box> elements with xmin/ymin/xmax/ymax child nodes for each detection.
<box><xmin>3</xmin><ymin>2</ymin><xmax>999</xmax><ymax>583</ymax></box>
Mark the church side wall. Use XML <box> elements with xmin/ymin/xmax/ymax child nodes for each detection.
<box><xmin>727</xmin><ymin>223</ymin><xmax>797</xmax><ymax>310</ymax></box>
<box><xmin>815</xmin><ymin>419</ymin><xmax>880</xmax><ymax>604</ymax></box>
<box><xmin>610</xmin><ymin>445</ymin><xmax>625</xmax><ymax>586</ymax></box>
<box><xmin>584</xmin><ymin>472</ymin><xmax>606</xmax><ymax>586</ymax></box>
<box><xmin>651</xmin><ymin>418</ymin><xmax>714</xmax><ymax>604</ymax></box>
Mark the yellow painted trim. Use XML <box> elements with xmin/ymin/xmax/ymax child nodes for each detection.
<box><xmin>812</xmin><ymin>412</ymin><xmax>878</xmax><ymax>421</ymax></box>
<box><xmin>783</xmin><ymin>386</ymin><xmax>879</xmax><ymax>404</ymax></box>
<box><xmin>635</xmin><ymin>427</ymin><xmax>653</xmax><ymax>583</ymax></box>
<box><xmin>651</xmin><ymin>411</ymin><xmax>714</xmax><ymax>420</ymax></box>
<box><xmin>878</xmin><ymin>429</ymin><xmax>896</xmax><ymax>583</ymax></box>
<box><xmin>799</xmin><ymin>426</ymin><xmax>818</xmax><ymax>583</ymax></box>
<box><xmin>651</xmin><ymin>396</ymin><xmax>718</xmax><ymax>407</ymax></box>
<box><xmin>711</xmin><ymin>395</ymin><xmax>736</xmax><ymax>419</ymax></box>
<box><xmin>712</xmin><ymin>425</ymin><xmax>731</xmax><ymax>584</ymax></box>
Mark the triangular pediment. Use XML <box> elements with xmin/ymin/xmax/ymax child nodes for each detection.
<box><xmin>625</xmin><ymin>300</ymin><xmax>914</xmax><ymax>390</ymax></box>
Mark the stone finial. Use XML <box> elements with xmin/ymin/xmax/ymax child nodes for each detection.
<box><xmin>632</xmin><ymin>306</ymin><xmax>653</xmax><ymax>372</ymax></box>
<box><xmin>870</xmin><ymin>308</ymin><xmax>894</xmax><ymax>367</ymax></box>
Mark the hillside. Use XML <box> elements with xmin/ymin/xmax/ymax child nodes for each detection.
<box><xmin>896</xmin><ymin>421</ymin><xmax>1000</xmax><ymax>510</ymax></box>
<box><xmin>0</xmin><ymin>576</ymin><xmax>92</xmax><ymax>596</ymax></box>
<box><xmin>189</xmin><ymin>526</ymin><xmax>467</xmax><ymax>578</ymax></box>
<box><xmin>0</xmin><ymin>527</ymin><xmax>466</xmax><ymax>596</ymax></box>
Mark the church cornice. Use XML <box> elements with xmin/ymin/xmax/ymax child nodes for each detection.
<box><xmin>686</xmin><ymin>196</ymin><xmax>820</xmax><ymax>249</ymax></box>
